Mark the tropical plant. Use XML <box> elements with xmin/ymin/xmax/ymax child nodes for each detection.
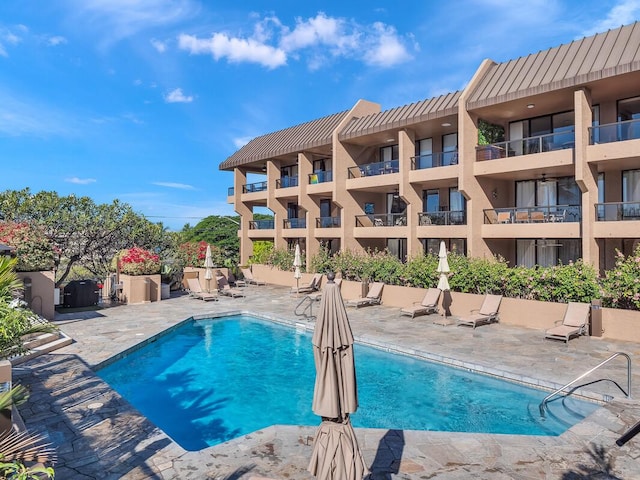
<box><xmin>0</xmin><ymin>385</ymin><xmax>55</xmax><ymax>480</ymax></box>
<box><xmin>111</xmin><ymin>247</ymin><xmax>161</xmax><ymax>276</ymax></box>
<box><xmin>0</xmin><ymin>259</ymin><xmax>22</xmax><ymax>303</ymax></box>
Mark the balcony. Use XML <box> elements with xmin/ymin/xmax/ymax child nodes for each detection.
<box><xmin>249</xmin><ymin>219</ymin><xmax>275</xmax><ymax>229</ymax></box>
<box><xmin>276</xmin><ymin>176</ymin><xmax>299</xmax><ymax>189</ymax></box>
<box><xmin>309</xmin><ymin>171</ymin><xmax>333</xmax><ymax>184</ymax></box>
<box><xmin>316</xmin><ymin>216</ymin><xmax>341</xmax><ymax>228</ymax></box>
<box><xmin>348</xmin><ymin>160</ymin><xmax>399</xmax><ymax>178</ymax></box>
<box><xmin>411</xmin><ymin>151</ymin><xmax>458</xmax><ymax>170</ymax></box>
<box><xmin>476</xmin><ymin>131</ymin><xmax>575</xmax><ymax>161</ymax></box>
<box><xmin>418</xmin><ymin>211</ymin><xmax>466</xmax><ymax>226</ymax></box>
<box><xmin>242</xmin><ymin>181</ymin><xmax>267</xmax><ymax>194</ymax></box>
<box><xmin>595</xmin><ymin>202</ymin><xmax>640</xmax><ymax>221</ymax></box>
<box><xmin>355</xmin><ymin>213</ymin><xmax>407</xmax><ymax>227</ymax></box>
<box><xmin>590</xmin><ymin>118</ymin><xmax>640</xmax><ymax>144</ymax></box>
<box><xmin>484</xmin><ymin>205</ymin><xmax>581</xmax><ymax>224</ymax></box>
<box><xmin>283</xmin><ymin>218</ymin><xmax>306</xmax><ymax>229</ymax></box>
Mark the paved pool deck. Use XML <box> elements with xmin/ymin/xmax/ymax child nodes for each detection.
<box><xmin>13</xmin><ymin>284</ymin><xmax>640</xmax><ymax>479</ymax></box>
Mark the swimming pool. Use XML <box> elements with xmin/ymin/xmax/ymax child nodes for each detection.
<box><xmin>97</xmin><ymin>315</ymin><xmax>599</xmax><ymax>451</ymax></box>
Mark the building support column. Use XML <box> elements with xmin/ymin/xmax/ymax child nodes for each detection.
<box><xmin>398</xmin><ymin>128</ymin><xmax>422</xmax><ymax>258</ymax></box>
<box><xmin>233</xmin><ymin>168</ymin><xmax>254</xmax><ymax>265</ymax></box>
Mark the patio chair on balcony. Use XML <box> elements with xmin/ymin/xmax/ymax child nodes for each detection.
<box><xmin>544</xmin><ymin>302</ymin><xmax>590</xmax><ymax>343</ymax></box>
<box><xmin>530</xmin><ymin>211</ymin><xmax>545</xmax><ymax>222</ymax></box>
<box><xmin>515</xmin><ymin>210</ymin><xmax>530</xmax><ymax>223</ymax></box>
<box><xmin>457</xmin><ymin>294</ymin><xmax>502</xmax><ymax>328</ymax></box>
<box><xmin>497</xmin><ymin>212</ymin><xmax>512</xmax><ymax>223</ymax></box>
<box><xmin>400</xmin><ymin>288</ymin><xmax>441</xmax><ymax>318</ymax></box>
<box><xmin>549</xmin><ymin>209</ymin><xmax>566</xmax><ymax>222</ymax></box>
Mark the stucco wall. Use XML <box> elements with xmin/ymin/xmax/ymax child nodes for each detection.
<box><xmin>119</xmin><ymin>274</ymin><xmax>161</xmax><ymax>304</ymax></box>
<box><xmin>16</xmin><ymin>271</ymin><xmax>55</xmax><ymax>321</ymax></box>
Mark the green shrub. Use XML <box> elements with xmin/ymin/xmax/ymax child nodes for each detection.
<box><xmin>249</xmin><ymin>241</ymin><xmax>274</xmax><ymax>265</ymax></box>
<box><xmin>308</xmin><ymin>245</ymin><xmax>333</xmax><ymax>274</ymax></box>
<box><xmin>268</xmin><ymin>247</ymin><xmax>299</xmax><ymax>272</ymax></box>
<box><xmin>402</xmin><ymin>254</ymin><xmax>439</xmax><ymax>288</ymax></box>
<box><xmin>601</xmin><ymin>246</ymin><xmax>640</xmax><ymax>310</ymax></box>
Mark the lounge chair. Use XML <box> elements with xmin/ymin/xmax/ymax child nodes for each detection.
<box><xmin>240</xmin><ymin>268</ymin><xmax>266</xmax><ymax>286</ymax></box>
<box><xmin>308</xmin><ymin>278</ymin><xmax>341</xmax><ymax>301</ymax></box>
<box><xmin>544</xmin><ymin>302</ymin><xmax>590</xmax><ymax>343</ymax></box>
<box><xmin>217</xmin><ymin>276</ymin><xmax>245</xmax><ymax>298</ymax></box>
<box><xmin>292</xmin><ymin>273</ymin><xmax>322</xmax><ymax>294</ymax></box>
<box><xmin>457</xmin><ymin>294</ymin><xmax>502</xmax><ymax>328</ymax></box>
<box><xmin>187</xmin><ymin>278</ymin><xmax>219</xmax><ymax>302</ymax></box>
<box><xmin>400</xmin><ymin>288</ymin><xmax>441</xmax><ymax>318</ymax></box>
<box><xmin>346</xmin><ymin>282</ymin><xmax>384</xmax><ymax>309</ymax></box>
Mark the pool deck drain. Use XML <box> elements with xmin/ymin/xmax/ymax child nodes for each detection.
<box><xmin>13</xmin><ymin>286</ymin><xmax>640</xmax><ymax>479</ymax></box>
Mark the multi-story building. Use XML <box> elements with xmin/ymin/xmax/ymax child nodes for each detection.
<box><xmin>220</xmin><ymin>22</ymin><xmax>640</xmax><ymax>274</ymax></box>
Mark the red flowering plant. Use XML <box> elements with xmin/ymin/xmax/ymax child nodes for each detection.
<box><xmin>111</xmin><ymin>247</ymin><xmax>161</xmax><ymax>276</ymax></box>
<box><xmin>0</xmin><ymin>222</ymin><xmax>55</xmax><ymax>272</ymax></box>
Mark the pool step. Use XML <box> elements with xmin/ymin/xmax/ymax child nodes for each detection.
<box><xmin>11</xmin><ymin>331</ymin><xmax>73</xmax><ymax>366</ymax></box>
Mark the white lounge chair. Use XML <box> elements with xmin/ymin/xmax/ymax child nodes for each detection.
<box><xmin>187</xmin><ymin>278</ymin><xmax>218</xmax><ymax>302</ymax></box>
<box><xmin>544</xmin><ymin>302</ymin><xmax>590</xmax><ymax>343</ymax></box>
<box><xmin>400</xmin><ymin>288</ymin><xmax>441</xmax><ymax>318</ymax></box>
<box><xmin>457</xmin><ymin>294</ymin><xmax>502</xmax><ymax>328</ymax></box>
<box><xmin>292</xmin><ymin>273</ymin><xmax>322</xmax><ymax>294</ymax></box>
<box><xmin>217</xmin><ymin>275</ymin><xmax>245</xmax><ymax>298</ymax></box>
<box><xmin>346</xmin><ymin>282</ymin><xmax>384</xmax><ymax>309</ymax></box>
<box><xmin>240</xmin><ymin>268</ymin><xmax>266</xmax><ymax>286</ymax></box>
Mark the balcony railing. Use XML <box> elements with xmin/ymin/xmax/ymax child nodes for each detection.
<box><xmin>228</xmin><ymin>186</ymin><xmax>234</xmax><ymax>196</ymax></box>
<box><xmin>316</xmin><ymin>216</ymin><xmax>341</xmax><ymax>228</ymax></box>
<box><xmin>476</xmin><ymin>130</ymin><xmax>575</xmax><ymax>161</ymax></box>
<box><xmin>283</xmin><ymin>218</ymin><xmax>306</xmax><ymax>229</ymax></box>
<box><xmin>589</xmin><ymin>118</ymin><xmax>640</xmax><ymax>144</ymax></box>
<box><xmin>596</xmin><ymin>202</ymin><xmax>640</xmax><ymax>221</ymax></box>
<box><xmin>249</xmin><ymin>219</ymin><xmax>274</xmax><ymax>229</ymax></box>
<box><xmin>348</xmin><ymin>159</ymin><xmax>399</xmax><ymax>178</ymax></box>
<box><xmin>276</xmin><ymin>176</ymin><xmax>299</xmax><ymax>189</ymax></box>
<box><xmin>309</xmin><ymin>171</ymin><xmax>333</xmax><ymax>184</ymax></box>
<box><xmin>411</xmin><ymin>151</ymin><xmax>458</xmax><ymax>170</ymax></box>
<box><xmin>355</xmin><ymin>213</ymin><xmax>407</xmax><ymax>227</ymax></box>
<box><xmin>483</xmin><ymin>205</ymin><xmax>581</xmax><ymax>224</ymax></box>
<box><xmin>243</xmin><ymin>181</ymin><xmax>267</xmax><ymax>193</ymax></box>
<box><xmin>418</xmin><ymin>210</ymin><xmax>466</xmax><ymax>226</ymax></box>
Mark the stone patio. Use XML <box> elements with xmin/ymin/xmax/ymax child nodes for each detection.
<box><xmin>12</xmin><ymin>285</ymin><xmax>640</xmax><ymax>479</ymax></box>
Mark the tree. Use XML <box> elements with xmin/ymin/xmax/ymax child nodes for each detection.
<box><xmin>180</xmin><ymin>215</ymin><xmax>241</xmax><ymax>264</ymax></box>
<box><xmin>0</xmin><ymin>189</ymin><xmax>174</xmax><ymax>286</ymax></box>
<box><xmin>478</xmin><ymin>119</ymin><xmax>505</xmax><ymax>145</ymax></box>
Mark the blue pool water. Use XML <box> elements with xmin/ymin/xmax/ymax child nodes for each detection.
<box><xmin>98</xmin><ymin>315</ymin><xmax>599</xmax><ymax>451</ymax></box>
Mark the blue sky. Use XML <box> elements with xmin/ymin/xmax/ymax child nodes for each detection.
<box><xmin>1</xmin><ymin>0</ymin><xmax>639</xmax><ymax>230</ymax></box>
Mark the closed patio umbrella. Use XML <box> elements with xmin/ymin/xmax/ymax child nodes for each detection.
<box><xmin>308</xmin><ymin>273</ymin><xmax>367</xmax><ymax>480</ymax></box>
<box><xmin>204</xmin><ymin>245</ymin><xmax>214</xmax><ymax>293</ymax></box>
<box><xmin>293</xmin><ymin>243</ymin><xmax>302</xmax><ymax>295</ymax></box>
<box><xmin>436</xmin><ymin>241</ymin><xmax>450</xmax><ymax>292</ymax></box>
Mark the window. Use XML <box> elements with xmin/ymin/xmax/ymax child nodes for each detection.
<box><xmin>423</xmin><ymin>189</ymin><xmax>440</xmax><ymax>213</ymax></box>
<box><xmin>415</xmin><ymin>138</ymin><xmax>433</xmax><ymax>168</ymax></box>
<box><xmin>380</xmin><ymin>144</ymin><xmax>399</xmax><ymax>162</ymax></box>
<box><xmin>387</xmin><ymin>239</ymin><xmax>407</xmax><ymax>262</ymax></box>
<box><xmin>442</xmin><ymin>133</ymin><xmax>458</xmax><ymax>165</ymax></box>
<box><xmin>516</xmin><ymin>239</ymin><xmax>581</xmax><ymax>267</ymax></box>
<box><xmin>623</xmin><ymin>169</ymin><xmax>640</xmax><ymax>202</ymax></box>
<box><xmin>422</xmin><ymin>239</ymin><xmax>466</xmax><ymax>256</ymax></box>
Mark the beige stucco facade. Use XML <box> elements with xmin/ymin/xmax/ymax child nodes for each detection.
<box><xmin>221</xmin><ymin>23</ymin><xmax>640</xmax><ymax>274</ymax></box>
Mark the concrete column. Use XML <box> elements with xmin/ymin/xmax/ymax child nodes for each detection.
<box><xmin>398</xmin><ymin>128</ymin><xmax>422</xmax><ymax>258</ymax></box>
<box><xmin>298</xmin><ymin>152</ymin><xmax>319</xmax><ymax>265</ymax></box>
<box><xmin>574</xmin><ymin>88</ymin><xmax>599</xmax><ymax>269</ymax></box>
<box><xmin>266</xmin><ymin>161</ymin><xmax>286</xmax><ymax>250</ymax></box>
<box><xmin>234</xmin><ymin>168</ymin><xmax>254</xmax><ymax>265</ymax></box>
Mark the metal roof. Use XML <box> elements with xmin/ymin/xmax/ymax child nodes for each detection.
<box><xmin>339</xmin><ymin>91</ymin><xmax>461</xmax><ymax>140</ymax></box>
<box><xmin>219</xmin><ymin>110</ymin><xmax>350</xmax><ymax>170</ymax></box>
<box><xmin>467</xmin><ymin>22</ymin><xmax>640</xmax><ymax>109</ymax></box>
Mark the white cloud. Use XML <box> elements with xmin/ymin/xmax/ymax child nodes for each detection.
<box><xmin>164</xmin><ymin>87</ymin><xmax>193</xmax><ymax>103</ymax></box>
<box><xmin>64</xmin><ymin>0</ymin><xmax>199</xmax><ymax>49</ymax></box>
<box><xmin>150</xmin><ymin>38</ymin><xmax>167</xmax><ymax>52</ymax></box>
<box><xmin>581</xmin><ymin>0</ymin><xmax>640</xmax><ymax>37</ymax></box>
<box><xmin>0</xmin><ymin>28</ymin><xmax>22</xmax><ymax>56</ymax></box>
<box><xmin>152</xmin><ymin>181</ymin><xmax>196</xmax><ymax>190</ymax></box>
<box><xmin>133</xmin><ymin>79</ymin><xmax>143</xmax><ymax>86</ymax></box>
<box><xmin>232</xmin><ymin>136</ymin><xmax>253</xmax><ymax>149</ymax></box>
<box><xmin>47</xmin><ymin>35</ymin><xmax>67</xmax><ymax>46</ymax></box>
<box><xmin>0</xmin><ymin>89</ymin><xmax>76</xmax><ymax>137</ymax></box>
<box><xmin>177</xmin><ymin>12</ymin><xmax>414</xmax><ymax>70</ymax></box>
<box><xmin>363</xmin><ymin>23</ymin><xmax>412</xmax><ymax>67</ymax></box>
<box><xmin>178</xmin><ymin>33</ymin><xmax>287</xmax><ymax>69</ymax></box>
<box><xmin>65</xmin><ymin>177</ymin><xmax>97</xmax><ymax>185</ymax></box>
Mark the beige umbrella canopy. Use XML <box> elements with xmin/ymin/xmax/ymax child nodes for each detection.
<box><xmin>436</xmin><ymin>241</ymin><xmax>450</xmax><ymax>292</ymax></box>
<box><xmin>204</xmin><ymin>245</ymin><xmax>214</xmax><ymax>292</ymax></box>
<box><xmin>293</xmin><ymin>244</ymin><xmax>302</xmax><ymax>294</ymax></box>
<box><xmin>308</xmin><ymin>273</ymin><xmax>367</xmax><ymax>480</ymax></box>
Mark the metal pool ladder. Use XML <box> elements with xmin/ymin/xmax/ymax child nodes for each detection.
<box><xmin>539</xmin><ymin>352</ymin><xmax>632</xmax><ymax>417</ymax></box>
<box><xmin>294</xmin><ymin>295</ymin><xmax>316</xmax><ymax>320</ymax></box>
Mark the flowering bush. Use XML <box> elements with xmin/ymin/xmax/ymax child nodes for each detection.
<box><xmin>111</xmin><ymin>247</ymin><xmax>160</xmax><ymax>275</ymax></box>
<box><xmin>0</xmin><ymin>222</ymin><xmax>55</xmax><ymax>272</ymax></box>
<box><xmin>177</xmin><ymin>241</ymin><xmax>225</xmax><ymax>268</ymax></box>
<box><xmin>601</xmin><ymin>246</ymin><xmax>640</xmax><ymax>310</ymax></box>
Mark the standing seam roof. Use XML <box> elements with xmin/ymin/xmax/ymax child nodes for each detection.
<box><xmin>467</xmin><ymin>22</ymin><xmax>640</xmax><ymax>109</ymax></box>
<box><xmin>339</xmin><ymin>91</ymin><xmax>461</xmax><ymax>140</ymax></box>
<box><xmin>219</xmin><ymin>110</ymin><xmax>349</xmax><ymax>170</ymax></box>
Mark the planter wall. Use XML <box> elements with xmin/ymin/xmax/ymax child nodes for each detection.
<box><xmin>248</xmin><ymin>264</ymin><xmax>640</xmax><ymax>344</ymax></box>
<box><xmin>16</xmin><ymin>270</ymin><xmax>55</xmax><ymax>320</ymax></box>
<box><xmin>119</xmin><ymin>274</ymin><xmax>161</xmax><ymax>304</ymax></box>
<box><xmin>183</xmin><ymin>267</ymin><xmax>231</xmax><ymax>290</ymax></box>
